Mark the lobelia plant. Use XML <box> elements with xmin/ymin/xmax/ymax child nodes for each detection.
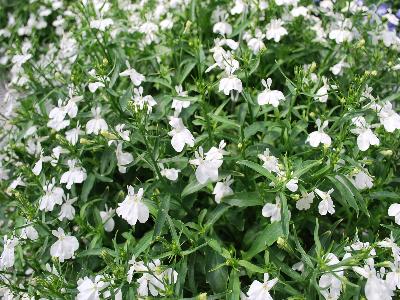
<box><xmin>1</xmin><ymin>0</ymin><xmax>400</xmax><ymax>299</ymax></box>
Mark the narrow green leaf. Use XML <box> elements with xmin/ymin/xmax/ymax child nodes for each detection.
<box><xmin>81</xmin><ymin>173</ymin><xmax>95</xmax><ymax>202</ymax></box>
<box><xmin>238</xmin><ymin>260</ymin><xmax>265</xmax><ymax>273</ymax></box>
<box><xmin>237</xmin><ymin>160</ymin><xmax>276</xmax><ymax>183</ymax></box>
<box><xmin>223</xmin><ymin>192</ymin><xmax>263</xmax><ymax>207</ymax></box>
<box><xmin>153</xmin><ymin>195</ymin><xmax>170</xmax><ymax>238</ymax></box>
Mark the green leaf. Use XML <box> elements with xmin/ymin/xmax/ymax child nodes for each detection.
<box><xmin>81</xmin><ymin>173</ymin><xmax>95</xmax><ymax>202</ymax></box>
<box><xmin>280</xmin><ymin>193</ymin><xmax>290</xmax><ymax>237</ymax></box>
<box><xmin>207</xmin><ymin>239</ymin><xmax>231</xmax><ymax>259</ymax></box>
<box><xmin>153</xmin><ymin>195</ymin><xmax>170</xmax><ymax>238</ymax></box>
<box><xmin>327</xmin><ymin>175</ymin><xmax>359</xmax><ymax>214</ymax></box>
<box><xmin>133</xmin><ymin>231</ymin><xmax>153</xmax><ymax>257</ymax></box>
<box><xmin>237</xmin><ymin>160</ymin><xmax>276</xmax><ymax>183</ymax></box>
<box><xmin>226</xmin><ymin>269</ymin><xmax>240</xmax><ymax>300</ymax></box>
<box><xmin>242</xmin><ymin>222</ymin><xmax>283</xmax><ymax>260</ymax></box>
<box><xmin>223</xmin><ymin>192</ymin><xmax>263</xmax><ymax>207</ymax></box>
<box><xmin>336</xmin><ymin>174</ymin><xmax>369</xmax><ymax>217</ymax></box>
<box><xmin>181</xmin><ymin>177</ymin><xmax>208</xmax><ymax>197</ymax></box>
<box><xmin>206</xmin><ymin>249</ymin><xmax>228</xmax><ymax>293</ymax></box>
<box><xmin>238</xmin><ymin>260</ymin><xmax>266</xmax><ymax>273</ymax></box>
<box><xmin>293</xmin><ymin>160</ymin><xmax>322</xmax><ymax>178</ymax></box>
<box><xmin>179</xmin><ymin>61</ymin><xmax>196</xmax><ymax>84</ymax></box>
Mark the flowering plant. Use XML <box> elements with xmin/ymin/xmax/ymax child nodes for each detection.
<box><xmin>1</xmin><ymin>0</ymin><xmax>400</xmax><ymax>299</ymax></box>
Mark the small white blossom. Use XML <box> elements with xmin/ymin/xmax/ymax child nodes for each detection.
<box><xmin>168</xmin><ymin>117</ymin><xmax>195</xmax><ymax>152</ymax></box>
<box><xmin>219</xmin><ymin>73</ymin><xmax>243</xmax><ymax>95</ymax></box>
<box><xmin>20</xmin><ymin>225</ymin><xmax>39</xmax><ymax>241</ymax></box>
<box><xmin>90</xmin><ymin>18</ymin><xmax>114</xmax><ymax>31</ymax></box>
<box><xmin>257</xmin><ymin>78</ymin><xmax>285</xmax><ymax>107</ymax></box>
<box><xmin>50</xmin><ymin>228</ymin><xmax>79</xmax><ymax>262</ymax></box>
<box><xmin>160</xmin><ymin>164</ymin><xmax>180</xmax><ymax>181</ymax></box>
<box><xmin>116</xmin><ymin>186</ymin><xmax>149</xmax><ymax>226</ymax></box>
<box><xmin>258</xmin><ymin>148</ymin><xmax>280</xmax><ymax>173</ymax></box>
<box><xmin>100</xmin><ymin>206</ymin><xmax>115</xmax><ymax>232</ymax></box>
<box><xmin>306</xmin><ymin>119</ymin><xmax>332</xmax><ymax>148</ymax></box>
<box><xmin>262</xmin><ymin>197</ymin><xmax>281</xmax><ymax>222</ymax></box>
<box><xmin>39</xmin><ymin>178</ymin><xmax>64</xmax><ymax>212</ymax></box>
<box><xmin>247</xmin><ymin>273</ymin><xmax>278</xmax><ymax>300</ymax></box>
<box><xmin>266</xmin><ymin>19</ymin><xmax>287</xmax><ymax>42</ymax></box>
<box><xmin>86</xmin><ymin>107</ymin><xmax>108</xmax><ymax>135</ymax></box>
<box><xmin>388</xmin><ymin>203</ymin><xmax>400</xmax><ymax>225</ymax></box>
<box><xmin>119</xmin><ymin>61</ymin><xmax>145</xmax><ymax>86</ymax></box>
<box><xmin>58</xmin><ymin>194</ymin><xmax>77</xmax><ymax>221</ymax></box>
<box><xmin>0</xmin><ymin>236</ymin><xmax>18</xmax><ymax>270</ymax></box>
<box><xmin>115</xmin><ymin>142</ymin><xmax>133</xmax><ymax>173</ymax></box>
<box><xmin>213</xmin><ymin>176</ymin><xmax>234</xmax><ymax>204</ymax></box>
<box><xmin>77</xmin><ymin>276</ymin><xmax>108</xmax><ymax>300</ymax></box>
<box><xmin>296</xmin><ymin>191</ymin><xmax>314</xmax><ymax>210</ymax></box>
<box><xmin>316</xmin><ymin>188</ymin><xmax>335</xmax><ymax>215</ymax></box>
<box><xmin>132</xmin><ymin>86</ymin><xmax>157</xmax><ymax>114</ymax></box>
<box><xmin>60</xmin><ymin>159</ymin><xmax>87</xmax><ymax>189</ymax></box>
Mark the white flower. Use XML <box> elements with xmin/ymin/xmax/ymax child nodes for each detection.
<box><xmin>262</xmin><ymin>197</ymin><xmax>281</xmax><ymax>222</ymax></box>
<box><xmin>90</xmin><ymin>18</ymin><xmax>114</xmax><ymax>31</ymax></box>
<box><xmin>375</xmin><ymin>102</ymin><xmax>400</xmax><ymax>133</ymax></box>
<box><xmin>353</xmin><ymin>263</ymin><xmax>394</xmax><ymax>300</ymax></box>
<box><xmin>58</xmin><ymin>194</ymin><xmax>77</xmax><ymax>221</ymax></box>
<box><xmin>0</xmin><ymin>236</ymin><xmax>18</xmax><ymax>270</ymax></box>
<box><xmin>247</xmin><ymin>273</ymin><xmax>278</xmax><ymax>300</ymax></box>
<box><xmin>351</xmin><ymin>117</ymin><xmax>379</xmax><ymax>151</ymax></box>
<box><xmin>291</xmin><ymin>6</ymin><xmax>308</xmax><ymax>17</ymax></box>
<box><xmin>286</xmin><ymin>178</ymin><xmax>298</xmax><ymax>192</ymax></box>
<box><xmin>60</xmin><ymin>159</ymin><xmax>87</xmax><ymax>189</ymax></box>
<box><xmin>257</xmin><ymin>78</ymin><xmax>285</xmax><ymax>107</ymax></box>
<box><xmin>88</xmin><ymin>82</ymin><xmax>105</xmax><ymax>93</ymax></box>
<box><xmin>292</xmin><ymin>261</ymin><xmax>304</xmax><ymax>273</ymax></box>
<box><xmin>386</xmin><ymin>261</ymin><xmax>400</xmax><ymax>290</ymax></box>
<box><xmin>132</xmin><ymin>86</ymin><xmax>157</xmax><ymax>114</ymax></box>
<box><xmin>330</xmin><ymin>60</ymin><xmax>350</xmax><ymax>76</ymax></box>
<box><xmin>65</xmin><ymin>122</ymin><xmax>83</xmax><ymax>145</ymax></box>
<box><xmin>266</xmin><ymin>19</ymin><xmax>288</xmax><ymax>42</ymax></box>
<box><xmin>189</xmin><ymin>143</ymin><xmax>226</xmax><ymax>184</ymax></box>
<box><xmin>319</xmin><ymin>253</ymin><xmax>345</xmax><ymax>300</ymax></box>
<box><xmin>115</xmin><ymin>142</ymin><xmax>133</xmax><ymax>173</ymax></box>
<box><xmin>213</xmin><ymin>176</ymin><xmax>234</xmax><ymax>204</ymax></box>
<box><xmin>306</xmin><ymin>119</ymin><xmax>332</xmax><ymax>148</ymax></box>
<box><xmin>247</xmin><ymin>29</ymin><xmax>265</xmax><ymax>54</ymax></box>
<box><xmin>172</xmin><ymin>85</ymin><xmax>190</xmax><ymax>115</ymax></box>
<box><xmin>377</xmin><ymin>234</ymin><xmax>400</xmax><ymax>262</ymax></box>
<box><xmin>329</xmin><ymin>28</ymin><xmax>353</xmax><ymax>44</ymax></box>
<box><xmin>115</xmin><ymin>124</ymin><xmax>130</xmax><ymax>141</ymax></box>
<box><xmin>47</xmin><ymin>99</ymin><xmax>70</xmax><ymax>131</ymax></box>
<box><xmin>116</xmin><ymin>186</ymin><xmax>149</xmax><ymax>226</ymax></box>
<box><xmin>275</xmin><ymin>0</ymin><xmax>298</xmax><ymax>5</ymax></box>
<box><xmin>100</xmin><ymin>206</ymin><xmax>115</xmax><ymax>232</ymax></box>
<box><xmin>388</xmin><ymin>203</ymin><xmax>400</xmax><ymax>225</ymax></box>
<box><xmin>20</xmin><ymin>225</ymin><xmax>39</xmax><ymax>241</ymax></box>
<box><xmin>231</xmin><ymin>0</ymin><xmax>246</xmax><ymax>14</ymax></box>
<box><xmin>168</xmin><ymin>117</ymin><xmax>195</xmax><ymax>152</ymax></box>
<box><xmin>160</xmin><ymin>164</ymin><xmax>180</xmax><ymax>181</ymax></box>
<box><xmin>315</xmin><ymin>78</ymin><xmax>329</xmax><ymax>103</ymax></box>
<box><xmin>213</xmin><ymin>21</ymin><xmax>232</xmax><ymax>36</ymax></box>
<box><xmin>119</xmin><ymin>61</ymin><xmax>145</xmax><ymax>86</ymax></box>
<box><xmin>77</xmin><ymin>276</ymin><xmax>108</xmax><ymax>300</ymax></box>
<box><xmin>258</xmin><ymin>148</ymin><xmax>280</xmax><ymax>173</ymax></box>
<box><xmin>315</xmin><ymin>188</ymin><xmax>335</xmax><ymax>215</ymax></box>
<box><xmin>32</xmin><ymin>152</ymin><xmax>44</xmax><ymax>176</ymax></box>
<box><xmin>135</xmin><ymin>259</ymin><xmax>178</xmax><ymax>297</ymax></box>
<box><xmin>296</xmin><ymin>191</ymin><xmax>314</xmax><ymax>210</ymax></box>
<box><xmin>50</xmin><ymin>228</ymin><xmax>79</xmax><ymax>262</ymax></box>
<box><xmin>86</xmin><ymin>107</ymin><xmax>108</xmax><ymax>135</ymax></box>
<box><xmin>39</xmin><ymin>178</ymin><xmax>64</xmax><ymax>212</ymax></box>
<box><xmin>219</xmin><ymin>74</ymin><xmax>243</xmax><ymax>95</ymax></box>
<box><xmin>127</xmin><ymin>256</ymin><xmax>146</xmax><ymax>283</ymax></box>
<box><xmin>352</xmin><ymin>170</ymin><xmax>373</xmax><ymax>190</ymax></box>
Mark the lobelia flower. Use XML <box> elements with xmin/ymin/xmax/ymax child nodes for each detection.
<box><xmin>374</xmin><ymin>102</ymin><xmax>400</xmax><ymax>133</ymax></box>
<box><xmin>65</xmin><ymin>122</ymin><xmax>83</xmax><ymax>145</ymax></box>
<box><xmin>231</xmin><ymin>0</ymin><xmax>246</xmax><ymax>15</ymax></box>
<box><xmin>100</xmin><ymin>206</ymin><xmax>115</xmax><ymax>232</ymax></box>
<box><xmin>77</xmin><ymin>276</ymin><xmax>108</xmax><ymax>300</ymax></box>
<box><xmin>189</xmin><ymin>142</ymin><xmax>226</xmax><ymax>184</ymax></box>
<box><xmin>262</xmin><ymin>196</ymin><xmax>281</xmax><ymax>222</ymax></box>
<box><xmin>351</xmin><ymin>116</ymin><xmax>379</xmax><ymax>151</ymax></box>
<box><xmin>132</xmin><ymin>86</ymin><xmax>157</xmax><ymax>114</ymax></box>
<box><xmin>213</xmin><ymin>176</ymin><xmax>234</xmax><ymax>204</ymax></box>
<box><xmin>219</xmin><ymin>72</ymin><xmax>243</xmax><ymax>96</ymax></box>
<box><xmin>159</xmin><ymin>164</ymin><xmax>180</xmax><ymax>181</ymax></box>
<box><xmin>292</xmin><ymin>261</ymin><xmax>305</xmax><ymax>273</ymax></box>
<box><xmin>247</xmin><ymin>29</ymin><xmax>266</xmax><ymax>54</ymax></box>
<box><xmin>115</xmin><ymin>124</ymin><xmax>130</xmax><ymax>141</ymax></box>
<box><xmin>171</xmin><ymin>85</ymin><xmax>190</xmax><ymax>115</ymax></box>
<box><xmin>213</xmin><ymin>19</ymin><xmax>232</xmax><ymax>36</ymax></box>
<box><xmin>20</xmin><ymin>225</ymin><xmax>39</xmax><ymax>241</ymax></box>
<box><xmin>258</xmin><ymin>148</ymin><xmax>280</xmax><ymax>174</ymax></box>
<box><xmin>291</xmin><ymin>6</ymin><xmax>308</xmax><ymax>17</ymax></box>
<box><xmin>377</xmin><ymin>233</ymin><xmax>400</xmax><ymax>262</ymax></box>
<box><xmin>115</xmin><ymin>142</ymin><xmax>133</xmax><ymax>173</ymax></box>
<box><xmin>330</xmin><ymin>59</ymin><xmax>350</xmax><ymax>76</ymax></box>
<box><xmin>88</xmin><ymin>82</ymin><xmax>105</xmax><ymax>93</ymax></box>
<box><xmin>119</xmin><ymin>61</ymin><xmax>145</xmax><ymax>86</ymax></box>
<box><xmin>388</xmin><ymin>203</ymin><xmax>400</xmax><ymax>225</ymax></box>
<box><xmin>47</xmin><ymin>99</ymin><xmax>70</xmax><ymax>131</ymax></box>
<box><xmin>58</xmin><ymin>194</ymin><xmax>77</xmax><ymax>221</ymax></box>
<box><xmin>315</xmin><ymin>77</ymin><xmax>329</xmax><ymax>103</ymax></box>
<box><xmin>127</xmin><ymin>256</ymin><xmax>146</xmax><ymax>283</ymax></box>
<box><xmin>89</xmin><ymin>18</ymin><xmax>114</xmax><ymax>31</ymax></box>
<box><xmin>50</xmin><ymin>228</ymin><xmax>79</xmax><ymax>262</ymax></box>
<box><xmin>306</xmin><ymin>119</ymin><xmax>332</xmax><ymax>148</ymax></box>
<box><xmin>329</xmin><ymin>26</ymin><xmax>353</xmax><ymax>44</ymax></box>
<box><xmin>39</xmin><ymin>178</ymin><xmax>64</xmax><ymax>212</ymax></box>
<box><xmin>86</xmin><ymin>106</ymin><xmax>108</xmax><ymax>135</ymax></box>
<box><xmin>286</xmin><ymin>178</ymin><xmax>298</xmax><ymax>192</ymax></box>
<box><xmin>247</xmin><ymin>273</ymin><xmax>278</xmax><ymax>300</ymax></box>
<box><xmin>296</xmin><ymin>191</ymin><xmax>315</xmax><ymax>210</ymax></box>
<box><xmin>386</xmin><ymin>260</ymin><xmax>400</xmax><ymax>290</ymax></box>
<box><xmin>352</xmin><ymin>170</ymin><xmax>373</xmax><ymax>190</ymax></box>
<box><xmin>266</xmin><ymin>19</ymin><xmax>288</xmax><ymax>42</ymax></box>
<box><xmin>315</xmin><ymin>188</ymin><xmax>335</xmax><ymax>215</ymax></box>
<box><xmin>116</xmin><ymin>186</ymin><xmax>149</xmax><ymax>226</ymax></box>
<box><xmin>0</xmin><ymin>236</ymin><xmax>18</xmax><ymax>270</ymax></box>
<box><xmin>319</xmin><ymin>253</ymin><xmax>348</xmax><ymax>300</ymax></box>
<box><xmin>60</xmin><ymin>159</ymin><xmax>87</xmax><ymax>189</ymax></box>
<box><xmin>168</xmin><ymin>117</ymin><xmax>195</xmax><ymax>152</ymax></box>
<box><xmin>32</xmin><ymin>151</ymin><xmax>45</xmax><ymax>176</ymax></box>
<box><xmin>353</xmin><ymin>261</ymin><xmax>394</xmax><ymax>300</ymax></box>
<box><xmin>257</xmin><ymin>78</ymin><xmax>285</xmax><ymax>107</ymax></box>
<box><xmin>64</xmin><ymin>90</ymin><xmax>82</xmax><ymax>119</ymax></box>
